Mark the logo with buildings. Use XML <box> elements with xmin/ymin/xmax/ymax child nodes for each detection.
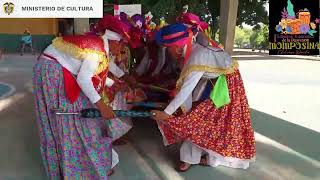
<box><xmin>275</xmin><ymin>2</ymin><xmax>318</xmax><ymax>36</ymax></box>
<box><xmin>3</xmin><ymin>2</ymin><xmax>14</xmax><ymax>15</ymax></box>
<box><xmin>269</xmin><ymin>0</ymin><xmax>320</xmax><ymax>55</ymax></box>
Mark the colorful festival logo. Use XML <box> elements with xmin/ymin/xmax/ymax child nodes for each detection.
<box><xmin>3</xmin><ymin>2</ymin><xmax>14</xmax><ymax>15</ymax></box>
<box><xmin>269</xmin><ymin>0</ymin><xmax>320</xmax><ymax>55</ymax></box>
<box><xmin>275</xmin><ymin>0</ymin><xmax>318</xmax><ymax>36</ymax></box>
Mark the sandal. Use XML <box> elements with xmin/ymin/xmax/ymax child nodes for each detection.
<box><xmin>176</xmin><ymin>162</ymin><xmax>192</xmax><ymax>172</ymax></box>
<box><xmin>199</xmin><ymin>156</ymin><xmax>209</xmax><ymax>166</ymax></box>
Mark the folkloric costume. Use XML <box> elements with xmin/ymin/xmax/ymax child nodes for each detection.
<box><xmin>144</xmin><ymin>11</ymin><xmax>157</xmax><ymax>38</ymax></box>
<box><xmin>155</xmin><ymin>22</ymin><xmax>256</xmax><ymax>169</ymax></box>
<box><xmin>33</xmin><ymin>34</ymin><xmax>117</xmax><ymax>179</ymax></box>
<box><xmin>97</xmin><ymin>14</ymin><xmax>133</xmax><ymax>142</ymax></box>
<box><xmin>128</xmin><ymin>14</ymin><xmax>146</xmax><ymax>49</ymax></box>
<box><xmin>177</xmin><ymin>12</ymin><xmax>224</xmax><ymax>48</ymax></box>
<box><xmin>132</xmin><ymin>13</ymin><xmax>176</xmax><ymax>84</ymax></box>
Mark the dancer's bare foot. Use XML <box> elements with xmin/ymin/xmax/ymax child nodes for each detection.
<box><xmin>108</xmin><ymin>169</ymin><xmax>114</xmax><ymax>176</ymax></box>
<box><xmin>176</xmin><ymin>162</ymin><xmax>192</xmax><ymax>172</ymax></box>
<box><xmin>199</xmin><ymin>156</ymin><xmax>209</xmax><ymax>166</ymax></box>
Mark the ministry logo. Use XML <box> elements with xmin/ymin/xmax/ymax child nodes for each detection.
<box><xmin>3</xmin><ymin>2</ymin><xmax>14</xmax><ymax>15</ymax></box>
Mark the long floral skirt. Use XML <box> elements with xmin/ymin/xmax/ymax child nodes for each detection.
<box><xmin>107</xmin><ymin>91</ymin><xmax>133</xmax><ymax>141</ymax></box>
<box><xmin>33</xmin><ymin>58</ymin><xmax>112</xmax><ymax>179</ymax></box>
<box><xmin>158</xmin><ymin>70</ymin><xmax>256</xmax><ymax>163</ymax></box>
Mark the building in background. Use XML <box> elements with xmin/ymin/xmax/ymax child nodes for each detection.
<box><xmin>0</xmin><ymin>18</ymin><xmax>58</xmax><ymax>53</ymax></box>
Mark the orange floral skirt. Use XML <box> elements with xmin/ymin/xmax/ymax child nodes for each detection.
<box><xmin>158</xmin><ymin>70</ymin><xmax>256</xmax><ymax>160</ymax></box>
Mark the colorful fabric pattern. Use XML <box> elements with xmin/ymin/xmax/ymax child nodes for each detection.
<box><xmin>107</xmin><ymin>91</ymin><xmax>133</xmax><ymax>141</ymax></box>
<box><xmin>158</xmin><ymin>70</ymin><xmax>256</xmax><ymax>160</ymax></box>
<box><xmin>52</xmin><ymin>36</ymin><xmax>109</xmax><ymax>76</ymax></box>
<box><xmin>33</xmin><ymin>58</ymin><xmax>112</xmax><ymax>179</ymax></box>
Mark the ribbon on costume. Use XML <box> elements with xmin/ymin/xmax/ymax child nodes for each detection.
<box><xmin>209</xmin><ymin>74</ymin><xmax>230</xmax><ymax>108</ymax></box>
<box><xmin>183</xmin><ymin>29</ymin><xmax>194</xmax><ymax>65</ymax></box>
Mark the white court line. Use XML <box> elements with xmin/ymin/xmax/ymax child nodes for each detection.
<box><xmin>232</xmin><ymin>55</ymin><xmax>265</xmax><ymax>58</ymax></box>
<box><xmin>271</xmin><ymin>55</ymin><xmax>320</xmax><ymax>60</ymax></box>
<box><xmin>0</xmin><ymin>82</ymin><xmax>16</xmax><ymax>100</ymax></box>
<box><xmin>0</xmin><ymin>93</ymin><xmax>25</xmax><ymax>112</ymax></box>
<box><xmin>254</xmin><ymin>132</ymin><xmax>320</xmax><ymax>168</ymax></box>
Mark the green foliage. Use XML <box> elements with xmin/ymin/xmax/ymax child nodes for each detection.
<box><xmin>208</xmin><ymin>0</ymin><xmax>268</xmax><ymax>40</ymax></box>
<box><xmin>250</xmin><ymin>24</ymin><xmax>269</xmax><ymax>49</ymax></box>
<box><xmin>237</xmin><ymin>0</ymin><xmax>269</xmax><ymax>28</ymax></box>
<box><xmin>234</xmin><ymin>26</ymin><xmax>251</xmax><ymax>48</ymax></box>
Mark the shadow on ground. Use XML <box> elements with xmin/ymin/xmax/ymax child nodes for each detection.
<box><xmin>126</xmin><ymin>108</ymin><xmax>320</xmax><ymax>180</ymax></box>
<box><xmin>251</xmin><ymin>109</ymin><xmax>320</xmax><ymax>161</ymax></box>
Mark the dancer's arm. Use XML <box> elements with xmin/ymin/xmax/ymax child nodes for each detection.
<box><xmin>77</xmin><ymin>59</ymin><xmax>114</xmax><ymax>119</ymax></box>
<box><xmin>164</xmin><ymin>71</ymin><xmax>204</xmax><ymax>115</ymax></box>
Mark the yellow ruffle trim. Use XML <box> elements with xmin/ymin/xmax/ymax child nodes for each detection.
<box><xmin>101</xmin><ymin>90</ymin><xmax>111</xmax><ymax>104</ymax></box>
<box><xmin>52</xmin><ymin>37</ymin><xmax>109</xmax><ymax>75</ymax></box>
<box><xmin>176</xmin><ymin>59</ymin><xmax>239</xmax><ymax>89</ymax></box>
<box><xmin>180</xmin><ymin>105</ymin><xmax>187</xmax><ymax>114</ymax></box>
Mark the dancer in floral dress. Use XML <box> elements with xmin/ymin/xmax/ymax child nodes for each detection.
<box><xmin>96</xmin><ymin>15</ymin><xmax>134</xmax><ymax>144</ymax></box>
<box><xmin>33</xmin><ymin>30</ymin><xmax>117</xmax><ymax>179</ymax></box>
<box><xmin>151</xmin><ymin>21</ymin><xmax>256</xmax><ymax>172</ymax></box>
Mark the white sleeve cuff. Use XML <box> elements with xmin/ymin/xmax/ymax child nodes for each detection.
<box><xmin>164</xmin><ymin>71</ymin><xmax>204</xmax><ymax>115</ymax></box>
<box><xmin>77</xmin><ymin>59</ymin><xmax>102</xmax><ymax>104</ymax></box>
<box><xmin>164</xmin><ymin>108</ymin><xmax>174</xmax><ymax>116</ymax></box>
<box><xmin>109</xmin><ymin>61</ymin><xmax>125</xmax><ymax>78</ymax></box>
<box><xmin>105</xmin><ymin>77</ymin><xmax>115</xmax><ymax>87</ymax></box>
<box><xmin>90</xmin><ymin>95</ymin><xmax>102</xmax><ymax>104</ymax></box>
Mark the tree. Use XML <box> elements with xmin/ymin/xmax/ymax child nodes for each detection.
<box><xmin>235</xmin><ymin>26</ymin><xmax>251</xmax><ymax>48</ymax></box>
<box><xmin>208</xmin><ymin>0</ymin><xmax>268</xmax><ymax>40</ymax></box>
<box><xmin>250</xmin><ymin>24</ymin><xmax>269</xmax><ymax>50</ymax></box>
<box><xmin>250</xmin><ymin>31</ymin><xmax>259</xmax><ymax>49</ymax></box>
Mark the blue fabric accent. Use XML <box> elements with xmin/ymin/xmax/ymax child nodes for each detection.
<box><xmin>161</xmin><ymin>23</ymin><xmax>187</xmax><ymax>36</ymax></box>
<box><xmin>156</xmin><ymin>23</ymin><xmax>188</xmax><ymax>45</ymax></box>
<box><xmin>129</xmin><ymin>102</ymin><xmax>157</xmax><ymax>108</ymax></box>
<box><xmin>198</xmin><ymin>80</ymin><xmax>213</xmax><ymax>101</ymax></box>
<box><xmin>162</xmin><ymin>32</ymin><xmax>189</xmax><ymax>44</ymax></box>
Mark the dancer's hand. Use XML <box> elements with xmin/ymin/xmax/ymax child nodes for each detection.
<box><xmin>155</xmin><ymin>102</ymin><xmax>167</xmax><ymax>109</ymax></box>
<box><xmin>120</xmin><ymin>84</ymin><xmax>130</xmax><ymax>92</ymax></box>
<box><xmin>123</xmin><ymin>75</ymin><xmax>137</xmax><ymax>87</ymax></box>
<box><xmin>95</xmin><ymin>100</ymin><xmax>115</xmax><ymax>120</ymax></box>
<box><xmin>151</xmin><ymin>110</ymin><xmax>171</xmax><ymax>121</ymax></box>
<box><xmin>100</xmin><ymin>105</ymin><xmax>115</xmax><ymax>120</ymax></box>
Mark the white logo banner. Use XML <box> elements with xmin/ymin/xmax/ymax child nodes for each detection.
<box><xmin>114</xmin><ymin>4</ymin><xmax>141</xmax><ymax>17</ymax></box>
<box><xmin>0</xmin><ymin>0</ymin><xmax>103</xmax><ymax>18</ymax></box>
